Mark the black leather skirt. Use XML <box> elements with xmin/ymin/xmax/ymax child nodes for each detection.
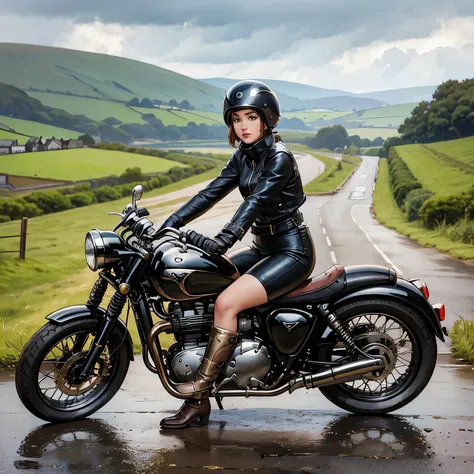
<box><xmin>227</xmin><ymin>225</ymin><xmax>316</xmax><ymax>300</ymax></box>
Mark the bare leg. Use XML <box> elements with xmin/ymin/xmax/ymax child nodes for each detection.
<box><xmin>214</xmin><ymin>274</ymin><xmax>268</xmax><ymax>332</ymax></box>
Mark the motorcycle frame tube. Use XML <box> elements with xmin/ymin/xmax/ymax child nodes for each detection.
<box><xmin>332</xmin><ymin>280</ymin><xmax>445</xmax><ymax>342</ymax></box>
<box><xmin>146</xmin><ymin>319</ymin><xmax>384</xmax><ymax>399</ymax></box>
<box><xmin>45</xmin><ymin>305</ymin><xmax>134</xmax><ymax>360</ymax></box>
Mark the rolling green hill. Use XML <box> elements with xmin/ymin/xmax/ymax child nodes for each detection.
<box><xmin>343</xmin><ymin>103</ymin><xmax>417</xmax><ymax>127</ymax></box>
<box><xmin>0</xmin><ymin>116</ymin><xmax>82</xmax><ymax>140</ymax></box>
<box><xmin>0</xmin><ymin>43</ymin><xmax>225</xmax><ymax>111</ymax></box>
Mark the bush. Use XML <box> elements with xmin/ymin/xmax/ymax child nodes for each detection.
<box><xmin>446</xmin><ymin>219</ymin><xmax>474</xmax><ymax>245</ymax></box>
<box><xmin>160</xmin><ymin>175</ymin><xmax>172</xmax><ymax>187</ymax></box>
<box><xmin>24</xmin><ymin>191</ymin><xmax>72</xmax><ymax>213</ymax></box>
<box><xmin>387</xmin><ymin>148</ymin><xmax>422</xmax><ymax>208</ymax></box>
<box><xmin>69</xmin><ymin>192</ymin><xmax>97</xmax><ymax>207</ymax></box>
<box><xmin>94</xmin><ymin>186</ymin><xmax>121</xmax><ymax>203</ymax></box>
<box><xmin>120</xmin><ymin>167</ymin><xmax>143</xmax><ymax>183</ymax></box>
<box><xmin>420</xmin><ymin>193</ymin><xmax>471</xmax><ymax>229</ymax></box>
<box><xmin>0</xmin><ymin>215</ymin><xmax>11</xmax><ymax>223</ymax></box>
<box><xmin>404</xmin><ymin>189</ymin><xmax>435</xmax><ymax>221</ymax></box>
<box><xmin>0</xmin><ymin>198</ymin><xmax>42</xmax><ymax>220</ymax></box>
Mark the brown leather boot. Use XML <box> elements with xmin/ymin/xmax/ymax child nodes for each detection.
<box><xmin>175</xmin><ymin>326</ymin><xmax>238</xmax><ymax>396</ymax></box>
<box><xmin>160</xmin><ymin>398</ymin><xmax>211</xmax><ymax>429</ymax></box>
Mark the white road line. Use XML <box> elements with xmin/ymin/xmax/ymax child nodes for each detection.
<box><xmin>330</xmin><ymin>251</ymin><xmax>337</xmax><ymax>264</ymax></box>
<box><xmin>319</xmin><ymin>217</ymin><xmax>323</xmax><ymax>224</ymax></box>
<box><xmin>350</xmin><ymin>205</ymin><xmax>404</xmax><ymax>277</ymax></box>
<box><xmin>322</xmin><ymin>227</ymin><xmax>327</xmax><ymax>235</ymax></box>
<box><xmin>326</xmin><ymin>236</ymin><xmax>332</xmax><ymax>247</ymax></box>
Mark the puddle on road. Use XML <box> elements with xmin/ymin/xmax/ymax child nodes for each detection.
<box><xmin>9</xmin><ymin>411</ymin><xmax>460</xmax><ymax>473</ymax></box>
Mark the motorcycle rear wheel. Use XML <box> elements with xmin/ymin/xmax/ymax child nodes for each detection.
<box><xmin>318</xmin><ymin>298</ymin><xmax>437</xmax><ymax>415</ymax></box>
<box><xmin>15</xmin><ymin>318</ymin><xmax>130</xmax><ymax>423</ymax></box>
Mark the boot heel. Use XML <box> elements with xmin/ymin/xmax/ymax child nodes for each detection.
<box><xmin>198</xmin><ymin>413</ymin><xmax>210</xmax><ymax>426</ymax></box>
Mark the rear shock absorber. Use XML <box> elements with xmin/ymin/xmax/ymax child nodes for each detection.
<box><xmin>317</xmin><ymin>304</ymin><xmax>358</xmax><ymax>356</ymax></box>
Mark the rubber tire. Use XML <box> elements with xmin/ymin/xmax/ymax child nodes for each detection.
<box><xmin>318</xmin><ymin>298</ymin><xmax>437</xmax><ymax>415</ymax></box>
<box><xmin>15</xmin><ymin>319</ymin><xmax>130</xmax><ymax>423</ymax></box>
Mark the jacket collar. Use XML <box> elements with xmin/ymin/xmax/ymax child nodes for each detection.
<box><xmin>238</xmin><ymin>132</ymin><xmax>274</xmax><ymax>160</ymax></box>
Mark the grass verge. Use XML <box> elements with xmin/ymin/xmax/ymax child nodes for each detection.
<box><xmin>0</xmin><ymin>167</ymin><xmax>218</xmax><ymax>366</ymax></box>
<box><xmin>290</xmin><ymin>144</ymin><xmax>361</xmax><ymax>193</ymax></box>
<box><xmin>372</xmin><ymin>158</ymin><xmax>474</xmax><ymax>261</ymax></box>
<box><xmin>449</xmin><ymin>319</ymin><xmax>474</xmax><ymax>364</ymax></box>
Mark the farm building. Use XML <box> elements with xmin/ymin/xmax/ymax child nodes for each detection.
<box><xmin>25</xmin><ymin>137</ymin><xmax>45</xmax><ymax>152</ymax></box>
<box><xmin>44</xmin><ymin>138</ymin><xmax>62</xmax><ymax>151</ymax></box>
<box><xmin>60</xmin><ymin>139</ymin><xmax>84</xmax><ymax>149</ymax></box>
<box><xmin>0</xmin><ymin>139</ymin><xmax>18</xmax><ymax>155</ymax></box>
<box><xmin>11</xmin><ymin>145</ymin><xmax>26</xmax><ymax>154</ymax></box>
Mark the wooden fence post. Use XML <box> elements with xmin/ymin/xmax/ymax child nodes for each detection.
<box><xmin>19</xmin><ymin>217</ymin><xmax>28</xmax><ymax>259</ymax></box>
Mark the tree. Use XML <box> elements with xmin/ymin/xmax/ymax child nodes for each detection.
<box><xmin>127</xmin><ymin>97</ymin><xmax>140</xmax><ymax>107</ymax></box>
<box><xmin>309</xmin><ymin>125</ymin><xmax>348</xmax><ymax>150</ymax></box>
<box><xmin>139</xmin><ymin>98</ymin><xmax>154</xmax><ymax>108</ymax></box>
<box><xmin>180</xmin><ymin>99</ymin><xmax>191</xmax><ymax>109</ymax></box>
<box><xmin>169</xmin><ymin>99</ymin><xmax>179</xmax><ymax>108</ymax></box>
<box><xmin>78</xmin><ymin>134</ymin><xmax>95</xmax><ymax>145</ymax></box>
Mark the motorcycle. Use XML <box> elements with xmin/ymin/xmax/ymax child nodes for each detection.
<box><xmin>15</xmin><ymin>185</ymin><xmax>448</xmax><ymax>423</ymax></box>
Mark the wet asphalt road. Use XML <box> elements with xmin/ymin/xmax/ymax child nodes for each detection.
<box><xmin>1</xmin><ymin>355</ymin><xmax>473</xmax><ymax>473</ymax></box>
<box><xmin>1</xmin><ymin>154</ymin><xmax>473</xmax><ymax>473</ymax></box>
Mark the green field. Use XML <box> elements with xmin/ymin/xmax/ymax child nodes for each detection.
<box><xmin>282</xmin><ymin>110</ymin><xmax>352</xmax><ymax>121</ymax></box>
<box><xmin>0</xmin><ymin>148</ymin><xmax>185</xmax><ymax>181</ymax></box>
<box><xmin>344</xmin><ymin>103</ymin><xmax>417</xmax><ymax>126</ymax></box>
<box><xmin>395</xmin><ymin>137</ymin><xmax>474</xmax><ymax>194</ymax></box>
<box><xmin>373</xmin><ymin>158</ymin><xmax>474</xmax><ymax>262</ymax></box>
<box><xmin>346</xmin><ymin>128</ymin><xmax>398</xmax><ymax>139</ymax></box>
<box><xmin>29</xmin><ymin>93</ymin><xmax>147</xmax><ymax>123</ymax></box>
<box><xmin>0</xmin><ymin>115</ymin><xmax>82</xmax><ymax>139</ymax></box>
<box><xmin>0</xmin><ymin>129</ymin><xmax>28</xmax><ymax>144</ymax></box>
<box><xmin>132</xmin><ymin>107</ymin><xmax>223</xmax><ymax>126</ymax></box>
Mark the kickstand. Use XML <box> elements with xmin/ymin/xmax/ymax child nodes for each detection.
<box><xmin>215</xmin><ymin>396</ymin><xmax>224</xmax><ymax>410</ymax></box>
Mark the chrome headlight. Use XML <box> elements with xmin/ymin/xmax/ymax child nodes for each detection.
<box><xmin>85</xmin><ymin>230</ymin><xmax>131</xmax><ymax>271</ymax></box>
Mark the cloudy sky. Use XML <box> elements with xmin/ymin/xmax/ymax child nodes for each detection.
<box><xmin>2</xmin><ymin>1</ymin><xmax>474</xmax><ymax>92</ymax></box>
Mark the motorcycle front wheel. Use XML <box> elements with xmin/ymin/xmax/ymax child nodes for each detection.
<box><xmin>15</xmin><ymin>318</ymin><xmax>130</xmax><ymax>423</ymax></box>
<box><xmin>317</xmin><ymin>297</ymin><xmax>437</xmax><ymax>415</ymax></box>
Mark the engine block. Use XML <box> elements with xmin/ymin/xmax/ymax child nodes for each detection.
<box><xmin>170</xmin><ymin>302</ymin><xmax>214</xmax><ymax>349</ymax></box>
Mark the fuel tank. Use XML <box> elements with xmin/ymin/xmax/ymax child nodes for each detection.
<box><xmin>150</xmin><ymin>243</ymin><xmax>239</xmax><ymax>301</ymax></box>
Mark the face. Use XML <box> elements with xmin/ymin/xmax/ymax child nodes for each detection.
<box><xmin>231</xmin><ymin>108</ymin><xmax>266</xmax><ymax>144</ymax></box>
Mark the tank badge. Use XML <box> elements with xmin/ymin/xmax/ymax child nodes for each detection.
<box><xmin>283</xmin><ymin>322</ymin><xmax>299</xmax><ymax>332</ymax></box>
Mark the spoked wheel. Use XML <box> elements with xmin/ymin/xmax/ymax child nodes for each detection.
<box><xmin>317</xmin><ymin>298</ymin><xmax>437</xmax><ymax>414</ymax></box>
<box><xmin>15</xmin><ymin>319</ymin><xmax>130</xmax><ymax>422</ymax></box>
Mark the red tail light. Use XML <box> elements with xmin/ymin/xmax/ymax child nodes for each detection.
<box><xmin>410</xmin><ymin>279</ymin><xmax>430</xmax><ymax>300</ymax></box>
<box><xmin>433</xmin><ymin>303</ymin><xmax>445</xmax><ymax>322</ymax></box>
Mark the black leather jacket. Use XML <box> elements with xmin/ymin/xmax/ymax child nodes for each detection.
<box><xmin>169</xmin><ymin>133</ymin><xmax>306</xmax><ymax>242</ymax></box>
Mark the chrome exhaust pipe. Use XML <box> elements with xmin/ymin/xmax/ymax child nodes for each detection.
<box><xmin>147</xmin><ymin>319</ymin><xmax>385</xmax><ymax>400</ymax></box>
<box><xmin>215</xmin><ymin>358</ymin><xmax>384</xmax><ymax>397</ymax></box>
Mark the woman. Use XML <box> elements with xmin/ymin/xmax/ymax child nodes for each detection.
<box><xmin>158</xmin><ymin>80</ymin><xmax>316</xmax><ymax>429</ymax></box>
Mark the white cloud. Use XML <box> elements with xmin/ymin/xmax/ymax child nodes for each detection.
<box><xmin>53</xmin><ymin>19</ymin><xmax>134</xmax><ymax>56</ymax></box>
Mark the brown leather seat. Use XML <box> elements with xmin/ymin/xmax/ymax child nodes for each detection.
<box><xmin>282</xmin><ymin>265</ymin><xmax>345</xmax><ymax>298</ymax></box>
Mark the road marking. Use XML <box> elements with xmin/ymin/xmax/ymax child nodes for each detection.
<box><xmin>319</xmin><ymin>217</ymin><xmax>323</xmax><ymax>224</ymax></box>
<box><xmin>330</xmin><ymin>251</ymin><xmax>337</xmax><ymax>264</ymax></box>
<box><xmin>326</xmin><ymin>236</ymin><xmax>332</xmax><ymax>247</ymax></box>
<box><xmin>360</xmin><ymin>174</ymin><xmax>367</xmax><ymax>179</ymax></box>
<box><xmin>351</xmin><ymin>205</ymin><xmax>404</xmax><ymax>277</ymax></box>
<box><xmin>322</xmin><ymin>227</ymin><xmax>326</xmax><ymax>235</ymax></box>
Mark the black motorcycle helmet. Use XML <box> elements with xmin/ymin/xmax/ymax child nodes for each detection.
<box><xmin>223</xmin><ymin>80</ymin><xmax>281</xmax><ymax>129</ymax></box>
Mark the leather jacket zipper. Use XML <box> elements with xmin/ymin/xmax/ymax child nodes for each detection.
<box><xmin>248</xmin><ymin>160</ymin><xmax>255</xmax><ymax>193</ymax></box>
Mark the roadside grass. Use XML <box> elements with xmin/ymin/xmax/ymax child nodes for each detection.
<box><xmin>395</xmin><ymin>139</ymin><xmax>474</xmax><ymax>195</ymax></box>
<box><xmin>0</xmin><ymin>115</ymin><xmax>81</xmax><ymax>140</ymax></box>
<box><xmin>372</xmin><ymin>158</ymin><xmax>474</xmax><ymax>261</ymax></box>
<box><xmin>0</xmin><ymin>168</ymin><xmax>219</xmax><ymax>365</ymax></box>
<box><xmin>0</xmin><ymin>148</ymin><xmax>188</xmax><ymax>181</ymax></box>
<box><xmin>290</xmin><ymin>144</ymin><xmax>361</xmax><ymax>193</ymax></box>
<box><xmin>449</xmin><ymin>319</ymin><xmax>474</xmax><ymax>364</ymax></box>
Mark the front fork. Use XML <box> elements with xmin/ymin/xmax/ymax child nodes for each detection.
<box><xmin>77</xmin><ymin>258</ymin><xmax>145</xmax><ymax>381</ymax></box>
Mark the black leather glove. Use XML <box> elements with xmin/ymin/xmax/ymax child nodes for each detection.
<box><xmin>158</xmin><ymin>214</ymin><xmax>184</xmax><ymax>232</ymax></box>
<box><xmin>186</xmin><ymin>230</ymin><xmax>234</xmax><ymax>256</ymax></box>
